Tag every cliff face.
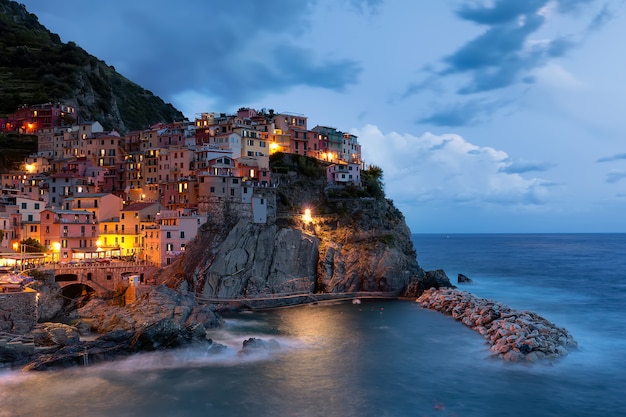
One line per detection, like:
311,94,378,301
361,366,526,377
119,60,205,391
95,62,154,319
179,213,422,300
172,176,425,301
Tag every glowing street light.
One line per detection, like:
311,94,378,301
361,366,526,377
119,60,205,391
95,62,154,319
52,242,61,264
302,208,313,224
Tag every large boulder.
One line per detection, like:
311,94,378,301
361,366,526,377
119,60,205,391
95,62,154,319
32,323,80,347
78,285,223,334
403,269,454,297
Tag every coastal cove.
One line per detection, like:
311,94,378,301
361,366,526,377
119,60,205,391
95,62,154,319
1,233,624,416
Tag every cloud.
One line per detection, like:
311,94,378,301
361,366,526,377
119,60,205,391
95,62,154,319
404,0,611,127
21,0,362,114
606,170,626,183
353,124,555,207
499,159,556,174
587,4,614,31
596,153,626,163
442,6,577,94
418,97,512,127
455,0,549,25
348,0,384,14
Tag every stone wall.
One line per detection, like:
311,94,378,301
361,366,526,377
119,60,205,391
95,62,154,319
0,291,38,334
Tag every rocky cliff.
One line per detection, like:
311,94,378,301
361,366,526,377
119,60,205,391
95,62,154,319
158,155,437,305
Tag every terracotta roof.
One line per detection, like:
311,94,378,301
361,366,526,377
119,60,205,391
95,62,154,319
121,201,158,212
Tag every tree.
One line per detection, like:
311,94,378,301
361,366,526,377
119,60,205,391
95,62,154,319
361,165,385,199
20,237,47,253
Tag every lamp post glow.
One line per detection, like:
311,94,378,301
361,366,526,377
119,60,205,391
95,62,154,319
52,242,61,264
302,208,313,224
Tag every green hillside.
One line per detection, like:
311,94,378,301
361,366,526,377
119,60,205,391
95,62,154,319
0,0,186,132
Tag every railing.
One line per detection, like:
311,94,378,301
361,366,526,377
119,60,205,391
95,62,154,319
196,291,399,309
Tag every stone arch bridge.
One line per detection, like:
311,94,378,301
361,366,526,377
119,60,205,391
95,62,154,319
40,262,158,299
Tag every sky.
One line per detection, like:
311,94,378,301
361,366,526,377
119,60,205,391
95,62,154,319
17,0,626,233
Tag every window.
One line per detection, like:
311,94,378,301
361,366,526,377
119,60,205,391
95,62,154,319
166,231,171,239
180,231,185,238
28,214,33,222
21,202,27,209
34,203,40,210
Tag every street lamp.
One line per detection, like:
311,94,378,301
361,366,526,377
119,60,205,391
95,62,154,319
302,208,313,224
52,242,61,264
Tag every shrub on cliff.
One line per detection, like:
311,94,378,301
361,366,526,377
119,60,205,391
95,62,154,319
361,165,385,199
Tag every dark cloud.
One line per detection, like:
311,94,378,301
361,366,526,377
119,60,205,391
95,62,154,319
606,171,626,183
587,4,614,31
455,0,549,25
20,0,362,110
597,153,626,162
499,160,556,174
442,11,579,94
418,98,511,127
429,139,453,151
404,0,608,127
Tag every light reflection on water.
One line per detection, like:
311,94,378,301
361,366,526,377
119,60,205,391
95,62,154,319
0,299,625,416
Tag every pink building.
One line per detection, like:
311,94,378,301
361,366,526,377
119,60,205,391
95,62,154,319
39,209,99,262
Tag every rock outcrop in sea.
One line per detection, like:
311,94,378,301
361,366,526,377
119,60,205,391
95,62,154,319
416,287,578,362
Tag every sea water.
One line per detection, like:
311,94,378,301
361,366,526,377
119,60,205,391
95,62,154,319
0,234,624,417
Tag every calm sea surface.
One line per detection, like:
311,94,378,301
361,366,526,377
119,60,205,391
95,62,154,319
1,233,625,417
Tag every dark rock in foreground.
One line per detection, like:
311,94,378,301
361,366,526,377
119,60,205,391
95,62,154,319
6,285,224,371
404,269,454,297
239,337,281,355
416,288,578,362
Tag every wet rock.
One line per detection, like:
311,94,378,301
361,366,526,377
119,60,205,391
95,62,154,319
32,323,80,347
207,340,228,354
239,337,281,355
457,274,473,284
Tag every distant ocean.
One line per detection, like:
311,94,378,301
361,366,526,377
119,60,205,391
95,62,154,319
1,233,625,417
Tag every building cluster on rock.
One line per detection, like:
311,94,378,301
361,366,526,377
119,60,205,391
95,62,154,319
416,287,578,362
1,105,364,269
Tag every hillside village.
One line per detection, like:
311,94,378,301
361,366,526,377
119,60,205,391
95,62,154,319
0,103,364,270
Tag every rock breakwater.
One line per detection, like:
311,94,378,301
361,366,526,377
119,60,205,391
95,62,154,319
416,288,578,362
